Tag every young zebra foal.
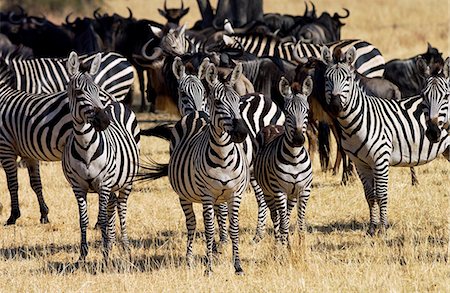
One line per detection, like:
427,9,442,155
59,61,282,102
63,52,140,261
254,77,313,245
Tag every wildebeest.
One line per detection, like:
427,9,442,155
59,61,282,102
384,43,444,97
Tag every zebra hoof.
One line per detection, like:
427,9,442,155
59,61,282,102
5,214,19,225
367,226,376,237
235,267,244,276
203,269,213,276
40,216,49,224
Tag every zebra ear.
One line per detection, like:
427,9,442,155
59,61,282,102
302,76,313,97
321,46,332,65
89,53,102,76
443,57,450,79
179,23,187,36
345,47,356,66
205,63,218,87
229,63,242,86
224,19,235,34
416,56,430,77
149,24,163,38
198,57,210,79
172,56,185,80
67,51,80,77
279,77,292,99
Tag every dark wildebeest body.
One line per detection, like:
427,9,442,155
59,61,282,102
384,43,444,97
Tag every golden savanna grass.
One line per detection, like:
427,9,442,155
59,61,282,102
0,0,449,292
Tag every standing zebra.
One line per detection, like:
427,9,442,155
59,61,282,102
3,51,134,101
223,34,385,77
63,52,140,261
322,46,449,235
254,76,313,245
0,57,117,225
144,63,250,274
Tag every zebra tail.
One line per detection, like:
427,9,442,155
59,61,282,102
140,123,173,141
318,122,331,171
134,158,169,182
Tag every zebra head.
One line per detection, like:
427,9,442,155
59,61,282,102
279,76,311,147
417,56,450,143
322,46,356,116
150,23,190,56
172,56,207,115
205,62,248,143
66,51,110,132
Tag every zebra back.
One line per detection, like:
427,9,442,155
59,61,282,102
3,52,134,101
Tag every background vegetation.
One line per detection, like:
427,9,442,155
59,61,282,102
0,0,449,292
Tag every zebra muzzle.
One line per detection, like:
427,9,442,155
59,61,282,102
230,118,248,143
91,108,111,131
291,129,305,146
328,94,343,115
425,119,441,143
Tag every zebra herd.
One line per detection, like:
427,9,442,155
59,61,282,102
0,3,449,275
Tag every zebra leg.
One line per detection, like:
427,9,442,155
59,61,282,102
74,188,89,262
2,157,20,225
410,167,419,186
106,192,117,249
297,186,311,234
202,200,215,274
356,165,378,236
117,186,132,252
137,68,146,112
265,194,281,242
214,203,228,246
98,188,111,261
374,163,390,233
228,197,244,275
251,178,267,243
24,158,49,224
276,193,289,245
286,196,297,235
180,198,196,267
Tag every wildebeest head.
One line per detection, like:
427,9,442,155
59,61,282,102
158,0,190,25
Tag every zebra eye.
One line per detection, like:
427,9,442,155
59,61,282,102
214,99,222,106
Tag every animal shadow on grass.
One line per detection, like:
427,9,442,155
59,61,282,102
309,219,367,234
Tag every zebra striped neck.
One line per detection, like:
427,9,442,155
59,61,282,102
281,135,305,159
72,121,99,149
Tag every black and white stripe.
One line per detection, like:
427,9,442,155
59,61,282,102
225,34,385,77
254,77,313,244
0,56,118,225
322,46,450,235
3,51,134,101
63,52,140,261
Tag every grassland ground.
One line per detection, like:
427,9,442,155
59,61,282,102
0,110,448,292
0,0,449,291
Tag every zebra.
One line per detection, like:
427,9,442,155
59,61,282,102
2,51,134,101
223,34,385,77
254,76,313,245
416,56,450,142
0,56,117,225
321,46,450,235
63,52,140,261
143,62,250,275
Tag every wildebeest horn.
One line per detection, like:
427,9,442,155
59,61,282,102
8,12,23,24
336,8,350,19
303,1,308,17
126,7,133,19
29,16,46,25
181,0,184,10
309,1,316,17
93,8,102,19
65,13,75,25
164,0,168,11
141,39,163,61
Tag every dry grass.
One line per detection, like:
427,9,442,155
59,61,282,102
1,1,449,292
